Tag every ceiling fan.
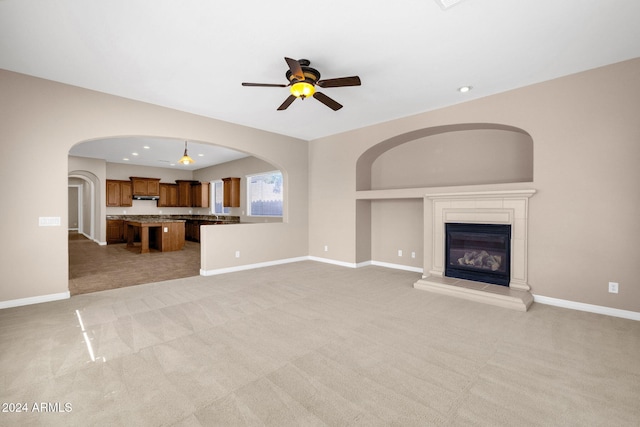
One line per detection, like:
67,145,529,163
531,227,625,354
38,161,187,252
242,57,361,111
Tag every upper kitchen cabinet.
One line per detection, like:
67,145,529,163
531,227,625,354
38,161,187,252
223,177,241,207
130,177,160,197
175,180,209,208
106,180,132,207
191,182,210,208
176,180,197,207
158,183,178,207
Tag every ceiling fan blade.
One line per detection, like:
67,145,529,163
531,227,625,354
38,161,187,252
313,92,343,111
284,57,305,81
242,82,288,87
317,76,361,88
277,95,297,111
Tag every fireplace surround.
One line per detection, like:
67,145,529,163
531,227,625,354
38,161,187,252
414,189,535,311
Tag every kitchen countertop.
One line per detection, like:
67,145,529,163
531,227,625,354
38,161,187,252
107,214,240,224
124,219,186,224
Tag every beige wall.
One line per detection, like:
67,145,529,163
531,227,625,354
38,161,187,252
371,129,533,189
2,58,638,313
309,58,640,312
0,69,308,304
371,199,423,269
197,155,309,271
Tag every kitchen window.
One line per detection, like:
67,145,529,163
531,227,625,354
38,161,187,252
212,180,230,214
247,171,283,217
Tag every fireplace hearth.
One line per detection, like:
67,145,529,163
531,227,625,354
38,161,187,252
445,223,511,286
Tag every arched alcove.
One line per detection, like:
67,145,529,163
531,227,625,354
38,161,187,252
355,123,534,270
356,123,533,191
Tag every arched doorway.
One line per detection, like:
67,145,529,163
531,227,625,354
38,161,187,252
68,172,98,242
67,136,285,295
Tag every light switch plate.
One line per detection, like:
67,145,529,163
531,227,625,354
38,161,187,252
39,217,61,227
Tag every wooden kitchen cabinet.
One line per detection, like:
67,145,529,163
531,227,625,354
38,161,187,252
130,177,160,197
222,177,241,207
185,219,217,242
176,180,197,207
126,220,185,253
158,183,178,207
185,220,199,242
106,180,132,207
191,182,210,208
106,219,126,243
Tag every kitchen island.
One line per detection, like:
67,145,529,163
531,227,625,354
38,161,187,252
126,220,185,253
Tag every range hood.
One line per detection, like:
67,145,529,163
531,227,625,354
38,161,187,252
133,195,159,201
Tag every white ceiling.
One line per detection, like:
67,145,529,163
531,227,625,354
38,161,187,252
2,0,640,167
69,137,249,171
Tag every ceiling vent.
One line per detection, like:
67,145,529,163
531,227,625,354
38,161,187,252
434,0,467,9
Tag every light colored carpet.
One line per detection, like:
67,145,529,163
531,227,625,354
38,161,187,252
1,261,638,426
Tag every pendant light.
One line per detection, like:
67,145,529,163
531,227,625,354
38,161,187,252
179,141,194,165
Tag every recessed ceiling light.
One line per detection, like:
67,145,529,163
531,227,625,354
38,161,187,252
458,86,473,93
123,158,130,161
132,152,139,156
198,153,204,157
143,146,150,149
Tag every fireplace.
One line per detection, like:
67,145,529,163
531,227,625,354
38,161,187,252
445,223,511,286
413,189,535,312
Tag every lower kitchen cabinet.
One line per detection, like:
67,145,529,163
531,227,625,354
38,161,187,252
185,220,217,242
106,219,126,244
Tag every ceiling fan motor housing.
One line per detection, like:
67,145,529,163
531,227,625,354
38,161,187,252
286,65,321,85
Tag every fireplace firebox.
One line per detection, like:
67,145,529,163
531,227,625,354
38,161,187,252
445,223,511,286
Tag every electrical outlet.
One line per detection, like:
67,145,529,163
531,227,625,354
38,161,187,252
398,250,403,257
324,245,328,252
411,252,416,259
608,282,619,294
235,251,240,258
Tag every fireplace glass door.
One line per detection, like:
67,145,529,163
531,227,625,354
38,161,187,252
445,223,511,286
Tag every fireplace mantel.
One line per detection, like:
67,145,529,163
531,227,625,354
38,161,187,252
414,189,536,311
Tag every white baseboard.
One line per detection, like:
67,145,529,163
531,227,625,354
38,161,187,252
533,294,640,321
370,260,424,273
307,256,358,269
201,256,425,274
200,256,310,276
0,291,70,310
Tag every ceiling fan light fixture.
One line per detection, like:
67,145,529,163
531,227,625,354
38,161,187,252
179,141,195,165
290,81,315,98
